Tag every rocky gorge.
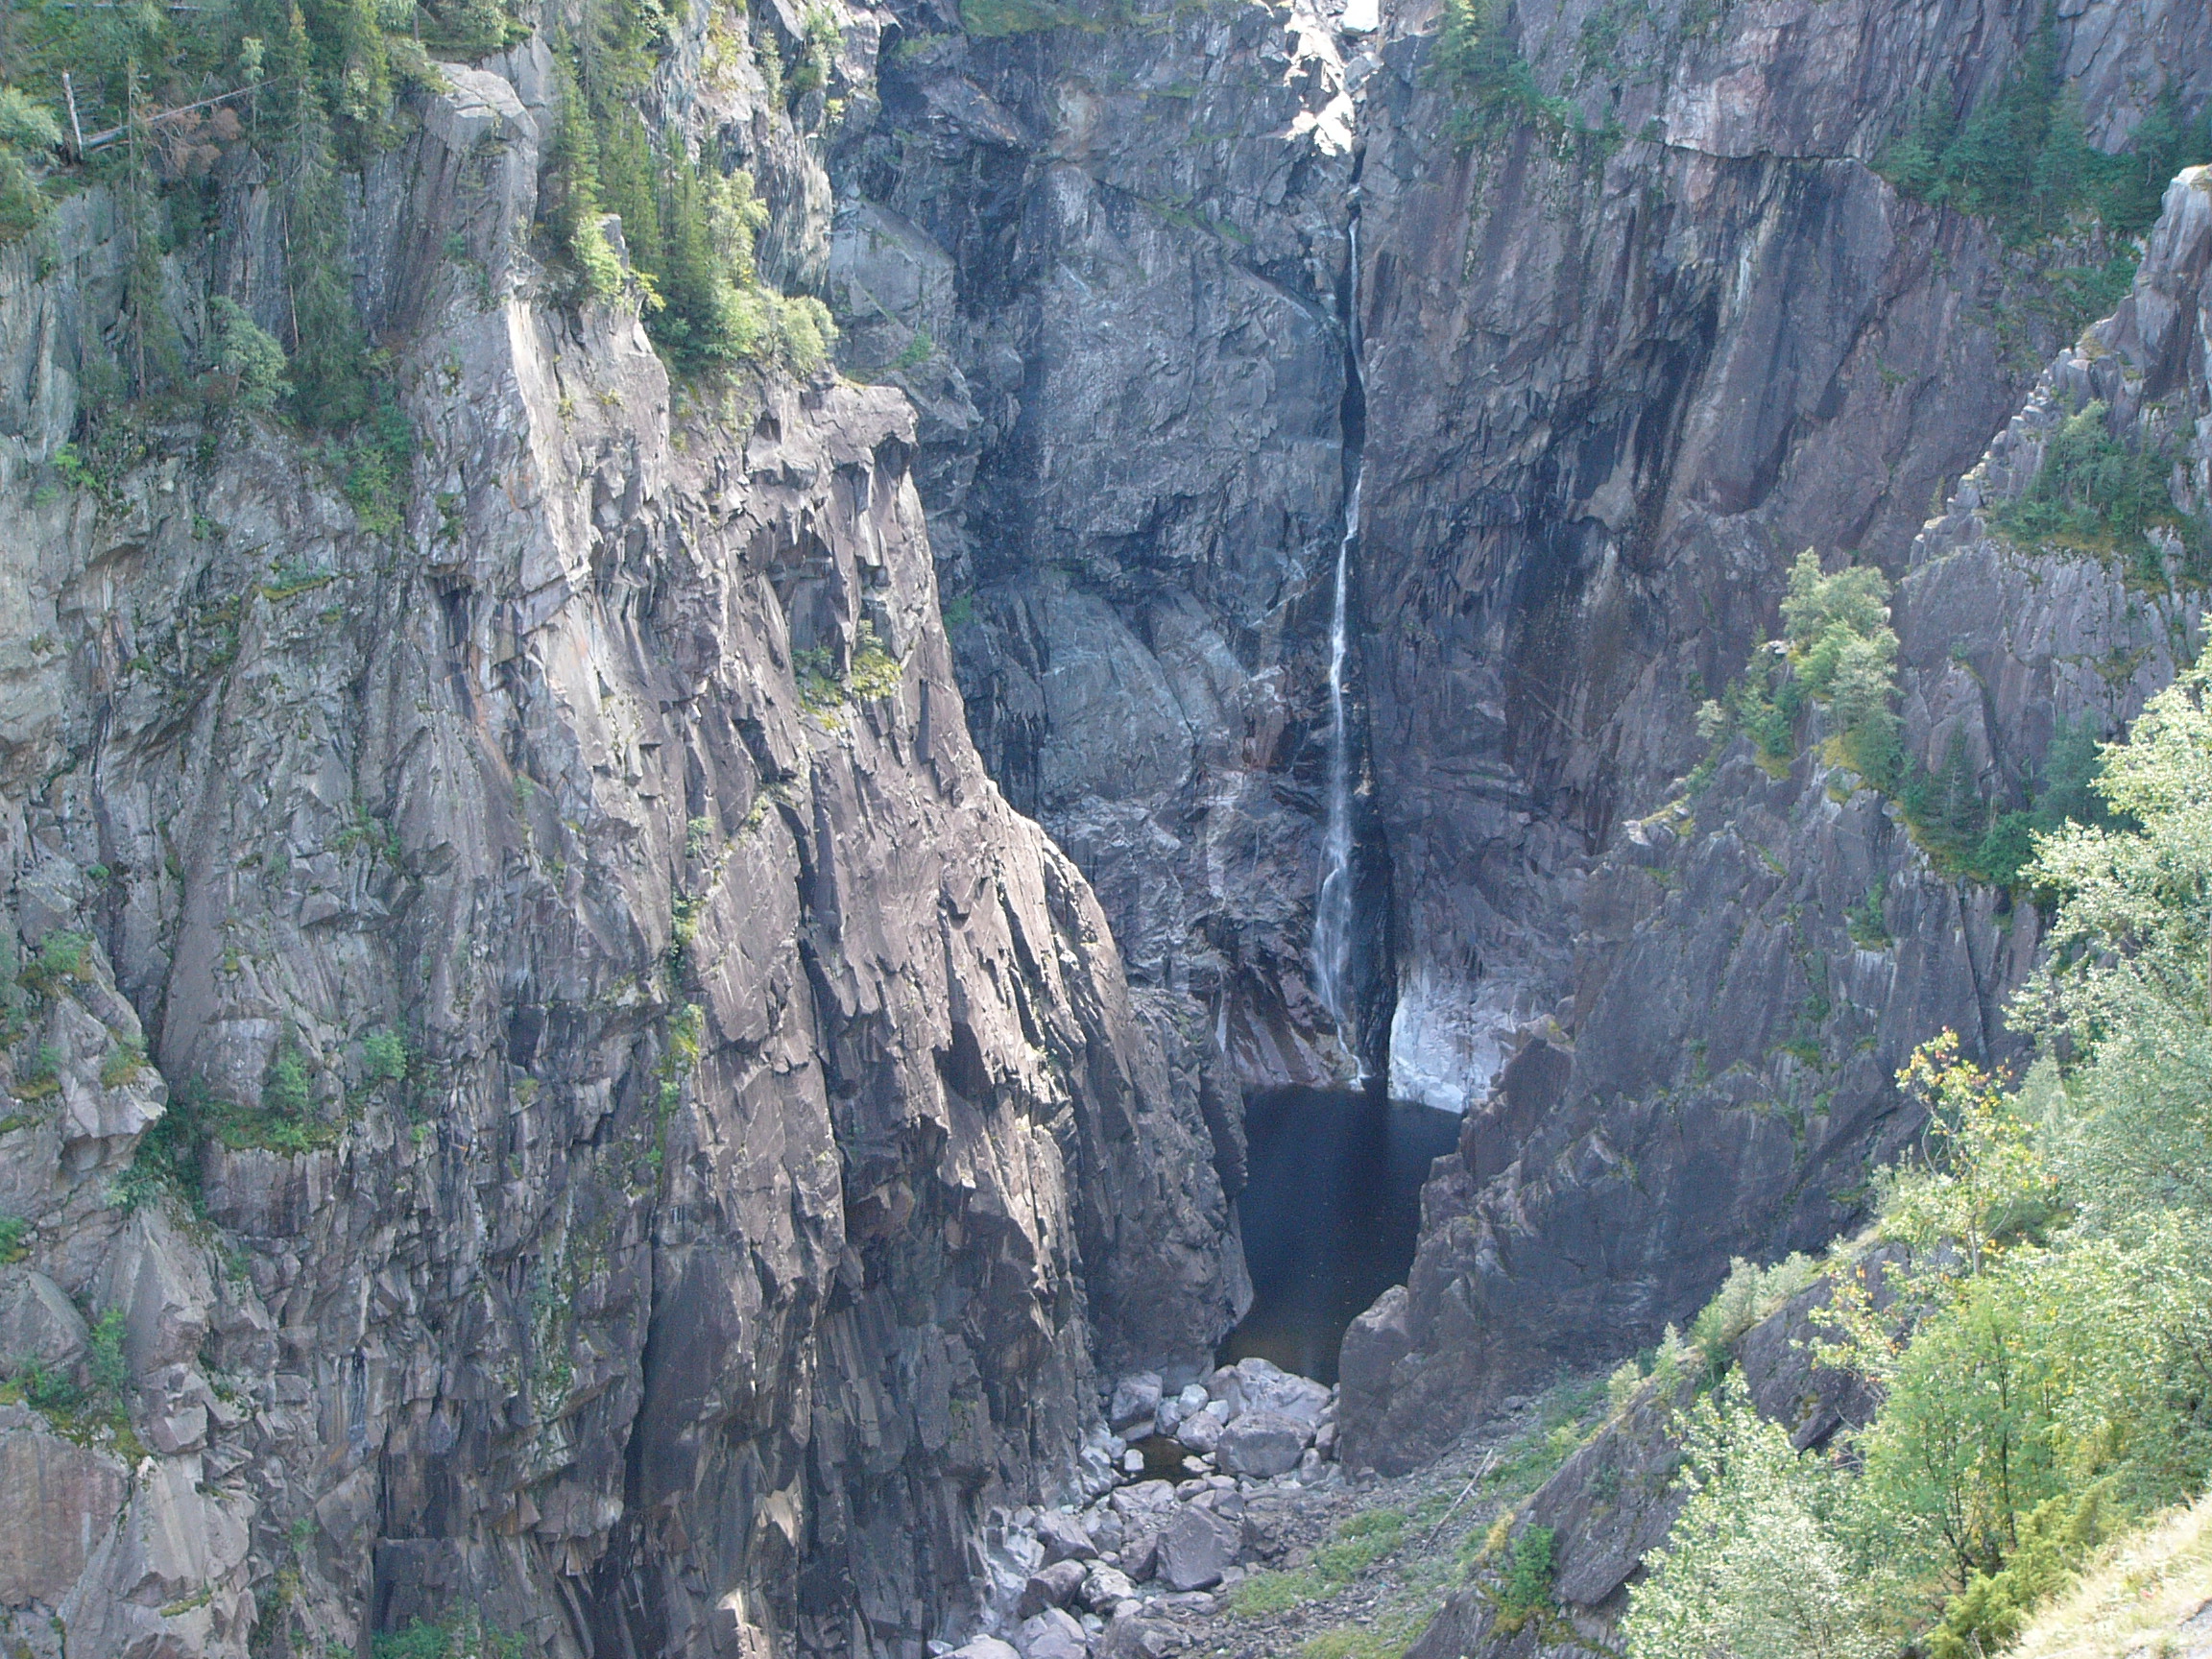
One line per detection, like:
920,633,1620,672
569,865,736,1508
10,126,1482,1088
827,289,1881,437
2,0,2211,1652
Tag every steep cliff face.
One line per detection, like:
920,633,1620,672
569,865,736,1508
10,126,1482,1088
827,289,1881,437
829,0,1384,1089
1357,0,2212,1113
815,0,2212,1489
1340,159,2212,1473
0,39,1238,1659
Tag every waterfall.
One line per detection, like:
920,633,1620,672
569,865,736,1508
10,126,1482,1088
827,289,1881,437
1312,213,1365,1080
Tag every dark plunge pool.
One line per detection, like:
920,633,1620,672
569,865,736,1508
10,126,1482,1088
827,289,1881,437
1216,1086,1464,1385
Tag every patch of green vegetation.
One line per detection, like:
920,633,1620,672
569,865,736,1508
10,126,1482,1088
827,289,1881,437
1623,679,2212,1659
1900,714,2115,888
261,556,336,601
1425,0,1626,167
0,1212,28,1264
894,330,936,372
1688,1252,1820,1369
371,1607,529,1659
1227,1566,1321,1615
1988,399,2211,586
18,930,92,998
849,622,903,701
207,297,291,414
1879,21,2212,248
360,1028,410,1088
554,3,840,375
961,0,1109,36
13,1042,62,1101
1296,1625,1421,1659
1846,877,1891,949
100,1038,147,1089
1493,1525,1555,1628
1314,1506,1408,1580
1427,0,1583,149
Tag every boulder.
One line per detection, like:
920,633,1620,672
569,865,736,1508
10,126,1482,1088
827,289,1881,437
950,1641,1022,1659
1108,1480,1174,1521
1036,1509,1097,1566
1120,1530,1159,1582
1174,1406,1224,1455
1017,1606,1089,1659
0,1267,89,1377
1218,1358,1330,1428
1097,1614,1178,1659
1215,1410,1310,1479
1108,1372,1163,1434
1017,1560,1090,1620
1154,1506,1239,1593
1079,1566,1137,1613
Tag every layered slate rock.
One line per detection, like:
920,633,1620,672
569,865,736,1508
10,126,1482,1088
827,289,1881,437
0,38,1240,1659
1342,162,2212,1473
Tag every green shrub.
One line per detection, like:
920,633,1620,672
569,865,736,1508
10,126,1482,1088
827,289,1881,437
0,87,61,243
372,1607,529,1659
15,1043,63,1100
1989,400,2210,584
848,621,902,700
1426,0,1579,147
0,1213,28,1263
1688,1253,1820,1367
20,931,91,997
360,1028,409,1086
86,1307,129,1397
1846,878,1890,948
208,298,292,413
784,5,839,104
1879,26,2212,245
101,1039,147,1088
263,1039,315,1119
1496,1525,1554,1625
1929,1487,2109,1659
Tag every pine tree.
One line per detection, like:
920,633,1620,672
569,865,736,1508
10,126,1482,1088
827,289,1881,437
276,4,367,425
119,63,182,395
549,44,620,297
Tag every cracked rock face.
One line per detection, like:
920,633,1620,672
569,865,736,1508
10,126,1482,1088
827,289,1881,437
0,39,1239,1659
833,0,1381,1089
1339,163,2212,1473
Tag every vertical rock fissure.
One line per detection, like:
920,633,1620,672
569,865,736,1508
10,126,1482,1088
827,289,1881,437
1312,203,1368,1082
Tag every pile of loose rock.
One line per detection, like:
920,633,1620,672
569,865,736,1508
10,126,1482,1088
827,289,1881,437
946,1358,1343,1659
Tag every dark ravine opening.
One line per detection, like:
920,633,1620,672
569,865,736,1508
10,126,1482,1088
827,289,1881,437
1218,1086,1460,1384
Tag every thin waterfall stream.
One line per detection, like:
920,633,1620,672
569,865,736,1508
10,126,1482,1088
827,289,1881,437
1311,212,1366,1078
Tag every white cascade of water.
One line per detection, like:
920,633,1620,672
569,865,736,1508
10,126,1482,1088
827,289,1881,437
1311,214,1365,1080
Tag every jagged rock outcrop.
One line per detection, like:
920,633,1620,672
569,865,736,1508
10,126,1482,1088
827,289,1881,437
1358,0,2212,1113
1400,1267,1882,1659
0,35,1240,1659
1341,161,2212,1473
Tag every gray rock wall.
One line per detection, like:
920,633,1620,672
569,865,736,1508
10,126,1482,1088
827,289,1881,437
0,37,1239,1659
1340,163,2212,1473
832,0,1379,1087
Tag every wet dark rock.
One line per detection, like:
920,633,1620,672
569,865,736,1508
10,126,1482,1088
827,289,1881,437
1110,1373,1166,1434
